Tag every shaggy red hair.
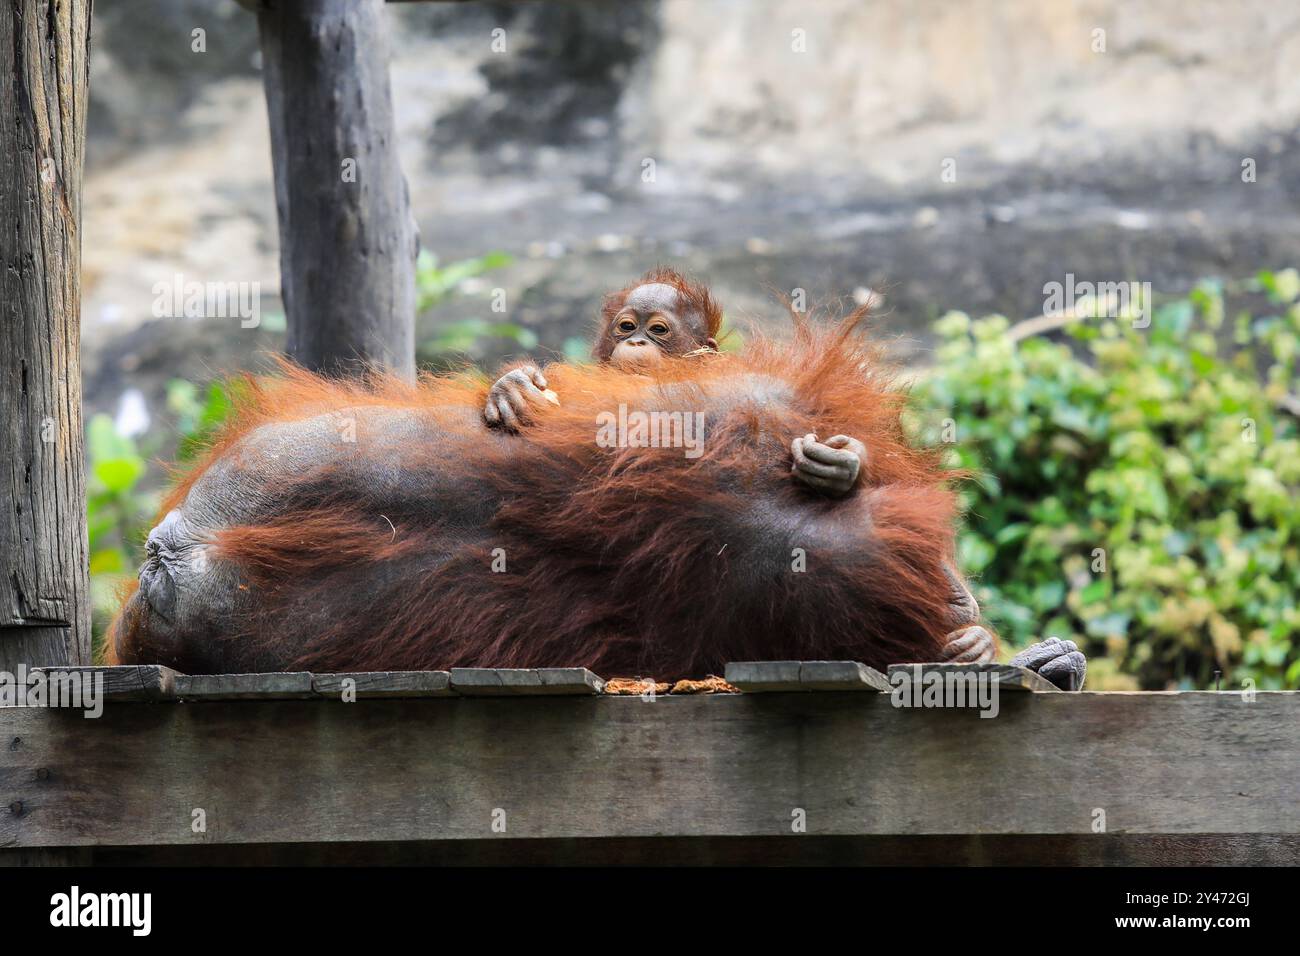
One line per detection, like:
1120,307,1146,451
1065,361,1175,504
107,307,965,679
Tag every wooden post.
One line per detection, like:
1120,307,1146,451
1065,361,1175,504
256,0,419,379
0,0,93,673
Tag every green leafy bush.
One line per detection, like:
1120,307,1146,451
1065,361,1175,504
415,249,526,365
912,274,1300,689
416,249,513,312
86,412,153,654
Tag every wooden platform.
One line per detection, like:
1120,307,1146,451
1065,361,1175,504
1,664,1296,865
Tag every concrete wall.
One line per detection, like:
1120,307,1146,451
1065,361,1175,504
80,0,1300,423
635,0,1299,189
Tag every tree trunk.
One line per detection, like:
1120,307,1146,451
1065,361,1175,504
257,0,419,380
0,0,93,673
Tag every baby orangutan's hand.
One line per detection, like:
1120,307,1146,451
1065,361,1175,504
791,433,865,496
483,365,558,431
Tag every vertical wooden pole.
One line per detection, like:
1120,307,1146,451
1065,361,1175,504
256,0,418,379
0,0,94,673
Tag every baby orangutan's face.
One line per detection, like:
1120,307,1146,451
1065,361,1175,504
605,283,717,368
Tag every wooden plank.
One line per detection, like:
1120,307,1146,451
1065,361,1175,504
313,672,453,699
724,660,800,690
1,692,1295,848
174,673,316,700
31,666,180,701
725,660,889,692
887,662,1060,693
450,668,605,696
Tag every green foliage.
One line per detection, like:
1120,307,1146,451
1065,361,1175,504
424,318,537,356
86,414,151,576
86,412,154,652
415,249,529,365
415,249,512,312
912,276,1300,689
166,379,234,463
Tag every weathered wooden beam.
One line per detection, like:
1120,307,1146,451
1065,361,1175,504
2,693,1295,852
32,665,180,701
725,660,890,692
0,0,93,672
0,662,1083,702
4,663,1075,703
887,662,1061,692
449,667,606,695
174,672,317,701
313,671,454,699
256,0,418,378
16,666,607,701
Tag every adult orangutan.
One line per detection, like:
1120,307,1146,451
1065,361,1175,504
106,298,1085,689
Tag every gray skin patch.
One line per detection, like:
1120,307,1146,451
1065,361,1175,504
136,510,210,645
1010,637,1088,690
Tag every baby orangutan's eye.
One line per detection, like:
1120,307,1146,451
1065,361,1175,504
648,322,670,336
617,319,637,333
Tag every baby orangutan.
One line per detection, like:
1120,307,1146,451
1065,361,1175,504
483,267,720,430
485,270,861,493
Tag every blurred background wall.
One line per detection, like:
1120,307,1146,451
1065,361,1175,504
82,0,1300,420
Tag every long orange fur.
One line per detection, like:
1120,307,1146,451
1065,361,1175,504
106,307,969,679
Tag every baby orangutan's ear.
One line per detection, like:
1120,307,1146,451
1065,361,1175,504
705,337,719,351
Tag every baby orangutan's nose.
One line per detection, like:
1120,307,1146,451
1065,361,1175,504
611,340,662,368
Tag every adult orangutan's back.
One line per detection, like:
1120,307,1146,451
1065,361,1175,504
106,320,1085,688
